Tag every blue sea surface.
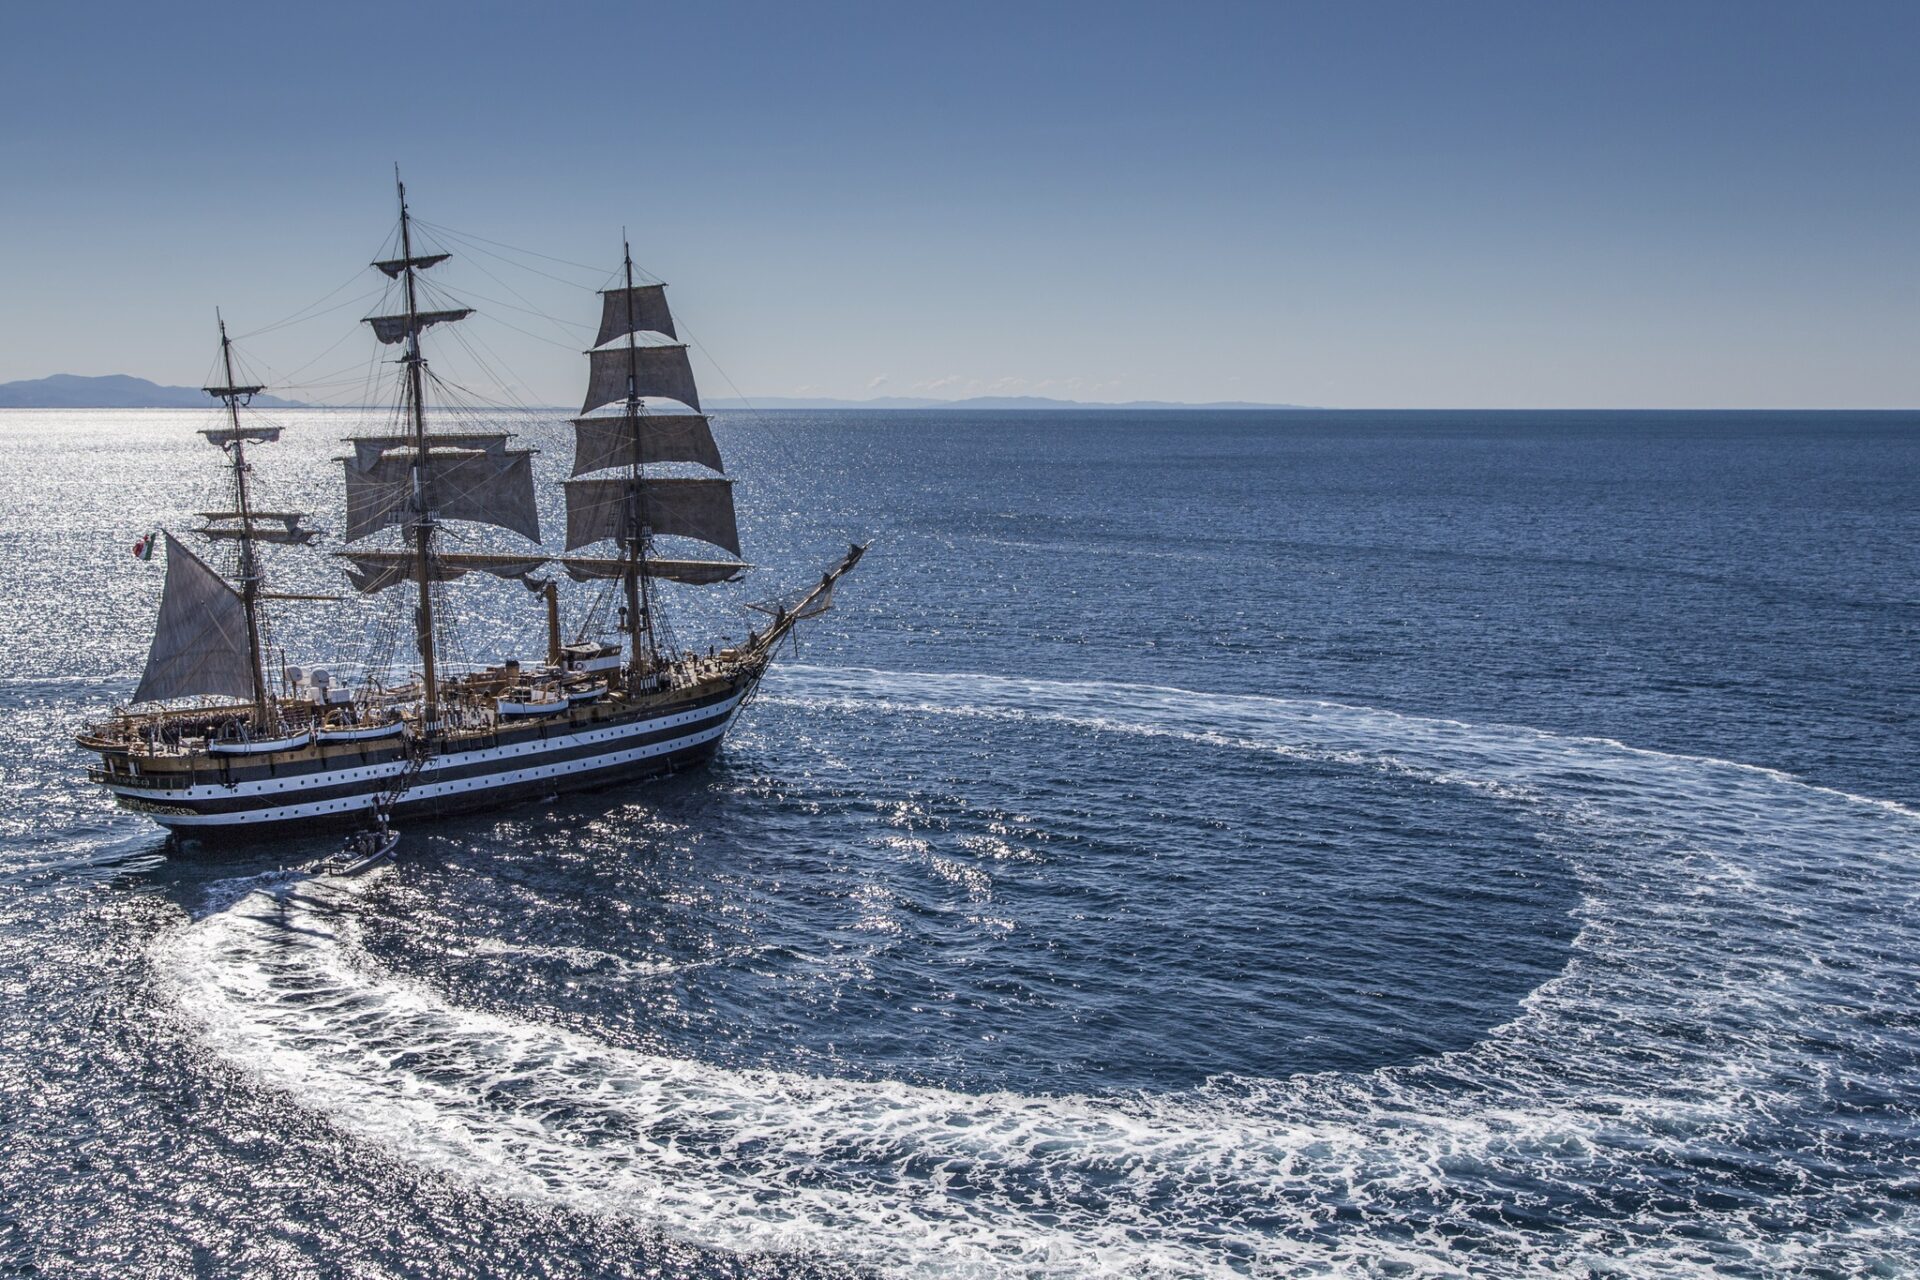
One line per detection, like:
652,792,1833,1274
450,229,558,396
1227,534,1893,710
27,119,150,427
1,408,1915,1276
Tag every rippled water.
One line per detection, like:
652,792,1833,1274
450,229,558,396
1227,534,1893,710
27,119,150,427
2,409,1916,1276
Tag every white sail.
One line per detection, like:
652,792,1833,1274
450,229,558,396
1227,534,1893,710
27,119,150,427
345,432,516,468
581,343,701,414
595,282,677,346
194,511,318,546
132,534,254,705
200,425,282,446
365,308,472,345
569,411,723,475
342,447,541,543
341,551,549,593
562,476,739,554
373,252,451,278
560,555,745,586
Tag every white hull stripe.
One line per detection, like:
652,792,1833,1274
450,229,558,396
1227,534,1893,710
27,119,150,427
106,690,744,805
144,719,733,827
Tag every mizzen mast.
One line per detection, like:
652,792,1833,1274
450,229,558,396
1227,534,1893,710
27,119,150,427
212,317,269,726
196,316,315,727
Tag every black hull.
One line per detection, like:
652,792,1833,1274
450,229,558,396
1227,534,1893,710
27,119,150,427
165,736,725,846
92,671,760,849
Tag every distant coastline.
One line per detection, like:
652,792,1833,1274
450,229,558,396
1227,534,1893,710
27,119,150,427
3,381,1904,413
0,379,1297,412
703,395,1313,411
0,374,305,409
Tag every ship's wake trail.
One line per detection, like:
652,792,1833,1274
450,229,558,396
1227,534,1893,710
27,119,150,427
154,666,1920,1277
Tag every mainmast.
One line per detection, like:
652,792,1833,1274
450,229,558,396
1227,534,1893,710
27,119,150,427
621,239,660,675
339,199,537,690
395,175,442,728
207,315,272,728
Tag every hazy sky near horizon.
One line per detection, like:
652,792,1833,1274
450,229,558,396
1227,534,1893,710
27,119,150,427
2,1,1916,408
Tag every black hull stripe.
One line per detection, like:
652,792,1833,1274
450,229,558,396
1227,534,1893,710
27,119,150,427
122,715,737,828
106,684,745,787
112,702,740,816
153,738,727,844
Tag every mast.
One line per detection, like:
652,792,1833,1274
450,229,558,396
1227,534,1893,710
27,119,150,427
622,239,660,674
396,173,441,727
563,257,744,651
210,314,272,728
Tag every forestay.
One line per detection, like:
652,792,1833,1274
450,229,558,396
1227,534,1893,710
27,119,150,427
133,534,255,705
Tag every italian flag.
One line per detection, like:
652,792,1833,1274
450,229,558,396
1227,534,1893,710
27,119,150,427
132,532,157,561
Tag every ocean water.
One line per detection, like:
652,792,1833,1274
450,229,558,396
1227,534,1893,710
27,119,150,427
1,408,1916,1277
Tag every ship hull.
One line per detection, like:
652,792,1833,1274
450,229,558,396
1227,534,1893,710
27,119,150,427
88,673,758,845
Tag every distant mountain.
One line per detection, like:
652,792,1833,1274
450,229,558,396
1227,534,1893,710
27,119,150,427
0,374,305,409
703,395,1311,411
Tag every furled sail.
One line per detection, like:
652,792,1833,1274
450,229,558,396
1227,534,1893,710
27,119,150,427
340,549,742,591
562,476,739,554
132,534,255,705
595,283,677,347
560,555,745,586
581,343,701,413
342,447,540,543
365,308,472,345
194,511,318,546
373,252,451,278
200,425,282,446
569,411,723,475
346,431,515,469
340,551,549,593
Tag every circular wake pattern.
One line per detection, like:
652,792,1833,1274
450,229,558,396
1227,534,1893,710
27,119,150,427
352,684,1569,1096
154,667,1920,1277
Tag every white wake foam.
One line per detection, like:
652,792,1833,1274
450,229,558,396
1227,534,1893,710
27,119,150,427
152,666,1920,1276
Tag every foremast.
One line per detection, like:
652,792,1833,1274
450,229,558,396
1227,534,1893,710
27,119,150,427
620,240,659,676
563,251,745,686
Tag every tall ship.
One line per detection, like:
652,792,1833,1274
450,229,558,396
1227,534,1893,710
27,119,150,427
78,181,864,841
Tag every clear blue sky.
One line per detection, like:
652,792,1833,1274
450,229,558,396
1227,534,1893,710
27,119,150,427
2,1,1915,407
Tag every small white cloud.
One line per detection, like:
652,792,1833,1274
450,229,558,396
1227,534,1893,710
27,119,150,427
867,375,889,390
